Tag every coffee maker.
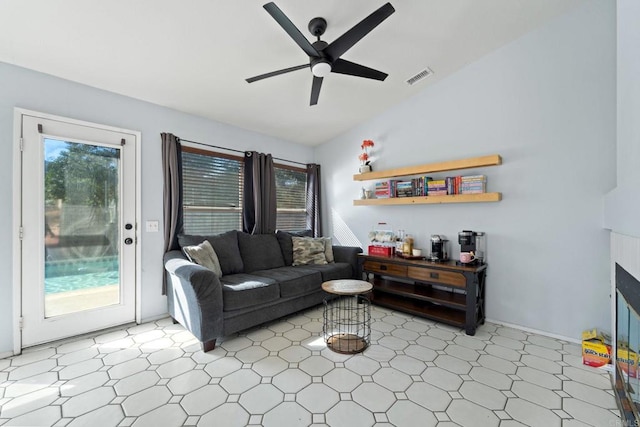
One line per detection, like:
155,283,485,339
428,235,449,261
458,230,485,264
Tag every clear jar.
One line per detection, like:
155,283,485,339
395,230,405,254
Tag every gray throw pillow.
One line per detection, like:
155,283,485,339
323,237,335,263
238,232,285,273
182,240,223,277
292,236,328,266
178,230,244,275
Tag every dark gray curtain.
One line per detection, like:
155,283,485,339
306,163,322,237
243,151,276,234
162,133,183,294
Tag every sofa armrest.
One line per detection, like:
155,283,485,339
164,250,224,342
332,246,363,279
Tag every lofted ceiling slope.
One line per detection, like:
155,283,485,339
0,0,586,145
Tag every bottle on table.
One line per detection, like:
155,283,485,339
395,230,405,255
403,234,414,256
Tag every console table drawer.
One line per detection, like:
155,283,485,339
363,260,407,276
408,267,466,288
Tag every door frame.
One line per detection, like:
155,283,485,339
12,108,142,355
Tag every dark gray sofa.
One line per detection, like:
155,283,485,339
164,230,362,352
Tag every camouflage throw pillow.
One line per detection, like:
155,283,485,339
292,236,328,266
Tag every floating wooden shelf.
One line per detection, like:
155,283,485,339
353,154,502,181
353,154,502,205
353,192,502,206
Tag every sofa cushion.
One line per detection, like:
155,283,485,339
238,232,286,273
294,262,352,282
292,236,328,266
179,231,244,275
182,240,223,277
276,230,313,266
220,273,279,311
251,266,322,298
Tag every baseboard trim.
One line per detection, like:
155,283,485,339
140,313,171,324
0,350,16,360
486,318,580,345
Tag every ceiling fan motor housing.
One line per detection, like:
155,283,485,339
308,17,327,37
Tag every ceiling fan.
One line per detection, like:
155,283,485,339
246,2,395,106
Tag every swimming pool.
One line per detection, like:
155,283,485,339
45,256,119,294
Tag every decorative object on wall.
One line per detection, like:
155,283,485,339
245,2,395,106
359,139,375,173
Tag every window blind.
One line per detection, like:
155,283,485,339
275,166,307,231
181,146,308,235
182,150,243,235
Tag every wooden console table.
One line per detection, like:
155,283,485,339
360,254,487,335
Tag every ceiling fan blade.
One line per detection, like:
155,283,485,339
310,76,323,105
332,59,388,81
263,2,320,58
246,64,309,83
325,2,395,60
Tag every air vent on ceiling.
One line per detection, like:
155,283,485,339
406,67,434,86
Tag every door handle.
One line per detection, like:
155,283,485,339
124,238,133,245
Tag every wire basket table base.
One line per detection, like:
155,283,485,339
322,280,372,354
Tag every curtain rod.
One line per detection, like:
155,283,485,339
179,138,308,167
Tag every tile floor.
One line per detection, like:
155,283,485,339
0,305,621,427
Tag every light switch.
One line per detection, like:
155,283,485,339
146,220,159,233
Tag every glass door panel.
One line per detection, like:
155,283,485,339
43,138,121,317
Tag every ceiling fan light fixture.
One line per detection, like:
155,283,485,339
311,61,332,78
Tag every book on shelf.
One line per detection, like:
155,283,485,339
369,176,437,199
461,174,487,181
460,182,486,188
395,180,413,197
434,174,488,195
374,180,391,198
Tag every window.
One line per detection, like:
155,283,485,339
182,147,243,235
181,146,308,234
275,165,307,231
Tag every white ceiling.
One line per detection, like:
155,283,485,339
0,0,586,146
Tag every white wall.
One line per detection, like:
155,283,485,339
603,0,640,237
0,62,314,354
315,0,616,339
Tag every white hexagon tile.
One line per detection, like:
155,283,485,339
0,306,620,426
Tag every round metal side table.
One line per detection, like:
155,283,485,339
322,279,373,354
